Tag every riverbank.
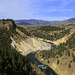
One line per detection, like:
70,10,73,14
35,49,75,75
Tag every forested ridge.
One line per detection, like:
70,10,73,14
24,26,70,41
39,32,75,66
0,28,36,75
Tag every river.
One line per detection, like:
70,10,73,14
26,51,58,75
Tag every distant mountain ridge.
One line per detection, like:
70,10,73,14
47,17,75,26
14,17,75,26
17,22,31,25
67,17,75,22
14,19,56,25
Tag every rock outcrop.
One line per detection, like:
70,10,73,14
11,36,51,55
0,20,51,55
0,20,16,30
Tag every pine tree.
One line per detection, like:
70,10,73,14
69,63,71,68
57,59,59,65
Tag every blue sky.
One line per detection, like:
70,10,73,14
0,0,75,21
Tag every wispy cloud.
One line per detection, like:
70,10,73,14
43,8,73,13
0,0,75,20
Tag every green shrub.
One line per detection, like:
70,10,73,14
57,59,59,65
73,56,75,62
68,63,71,68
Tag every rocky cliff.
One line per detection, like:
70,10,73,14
0,20,51,55
0,20,16,30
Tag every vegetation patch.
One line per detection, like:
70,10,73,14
0,28,36,75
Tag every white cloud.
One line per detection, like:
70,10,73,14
0,0,75,20
45,8,73,12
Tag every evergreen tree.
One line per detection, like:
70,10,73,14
68,63,71,68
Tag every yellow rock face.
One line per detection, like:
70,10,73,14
11,35,51,55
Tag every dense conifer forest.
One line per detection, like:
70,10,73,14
0,28,36,75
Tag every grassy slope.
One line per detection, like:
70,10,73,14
35,26,75,75
20,26,70,41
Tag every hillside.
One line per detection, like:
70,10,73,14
35,27,75,75
0,19,50,75
47,17,75,26
0,19,75,75
11,27,51,55
0,19,16,30
11,20,75,75
0,19,52,55
0,21,36,75
21,26,70,41
67,17,75,22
